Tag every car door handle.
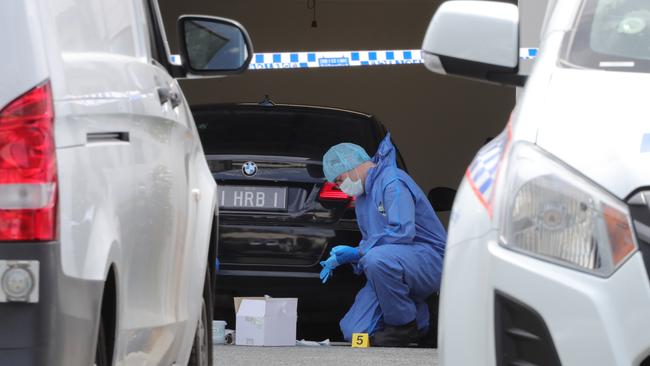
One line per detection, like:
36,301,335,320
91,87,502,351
157,87,182,108
87,132,130,143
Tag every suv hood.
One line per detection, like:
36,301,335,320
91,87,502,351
534,68,650,200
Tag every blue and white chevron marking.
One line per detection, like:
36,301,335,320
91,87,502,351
465,125,512,215
169,48,540,69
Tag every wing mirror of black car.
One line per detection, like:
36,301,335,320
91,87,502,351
178,15,253,76
428,187,457,212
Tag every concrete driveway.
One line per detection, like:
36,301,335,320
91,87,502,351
213,344,438,366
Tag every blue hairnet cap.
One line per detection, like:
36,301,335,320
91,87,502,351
322,143,371,182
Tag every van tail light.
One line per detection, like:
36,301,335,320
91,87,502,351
0,81,57,241
319,182,352,201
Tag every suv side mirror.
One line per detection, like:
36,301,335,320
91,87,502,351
421,1,523,86
178,15,253,76
428,187,457,212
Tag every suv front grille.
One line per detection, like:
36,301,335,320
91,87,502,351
628,191,650,281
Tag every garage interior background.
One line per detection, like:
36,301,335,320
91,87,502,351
160,0,543,222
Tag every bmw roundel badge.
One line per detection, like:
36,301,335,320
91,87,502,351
242,161,258,177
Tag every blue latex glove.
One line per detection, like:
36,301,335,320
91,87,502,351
331,245,361,265
319,255,339,284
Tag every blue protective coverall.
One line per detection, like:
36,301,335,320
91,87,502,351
340,134,447,341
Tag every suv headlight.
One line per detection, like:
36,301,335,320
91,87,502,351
497,142,637,277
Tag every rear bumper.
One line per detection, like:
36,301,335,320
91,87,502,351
0,243,104,366
218,222,361,268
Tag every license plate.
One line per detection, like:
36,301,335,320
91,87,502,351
218,185,287,210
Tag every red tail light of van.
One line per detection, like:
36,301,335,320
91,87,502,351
0,81,57,241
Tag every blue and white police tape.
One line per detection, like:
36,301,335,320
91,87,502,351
168,48,539,70
250,49,424,70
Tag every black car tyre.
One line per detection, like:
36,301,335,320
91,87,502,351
95,317,108,366
189,268,213,366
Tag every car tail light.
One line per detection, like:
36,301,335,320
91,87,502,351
319,182,351,201
0,81,57,241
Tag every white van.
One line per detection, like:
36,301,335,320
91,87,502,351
0,1,252,365
423,1,650,365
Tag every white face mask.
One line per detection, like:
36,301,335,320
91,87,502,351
339,170,364,197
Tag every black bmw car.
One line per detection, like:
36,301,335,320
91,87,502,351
192,101,408,341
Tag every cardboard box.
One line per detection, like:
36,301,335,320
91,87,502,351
234,296,297,346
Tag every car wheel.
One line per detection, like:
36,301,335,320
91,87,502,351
95,318,108,366
189,269,213,366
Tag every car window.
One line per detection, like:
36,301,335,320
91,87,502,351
563,0,650,72
193,108,381,160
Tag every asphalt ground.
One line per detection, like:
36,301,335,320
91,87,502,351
213,344,439,366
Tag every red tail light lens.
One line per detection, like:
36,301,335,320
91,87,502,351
0,81,57,241
319,182,352,201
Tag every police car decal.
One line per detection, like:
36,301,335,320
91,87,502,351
465,124,512,216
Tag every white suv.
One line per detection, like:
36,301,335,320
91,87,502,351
423,1,650,365
0,1,252,365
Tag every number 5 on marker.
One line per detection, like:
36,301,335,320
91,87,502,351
351,333,369,348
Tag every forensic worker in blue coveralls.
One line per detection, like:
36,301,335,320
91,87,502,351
320,133,447,347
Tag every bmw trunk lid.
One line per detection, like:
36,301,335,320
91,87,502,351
192,104,381,268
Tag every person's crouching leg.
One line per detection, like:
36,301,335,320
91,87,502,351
361,245,422,347
339,282,383,341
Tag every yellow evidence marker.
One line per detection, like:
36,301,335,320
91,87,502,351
351,333,370,348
